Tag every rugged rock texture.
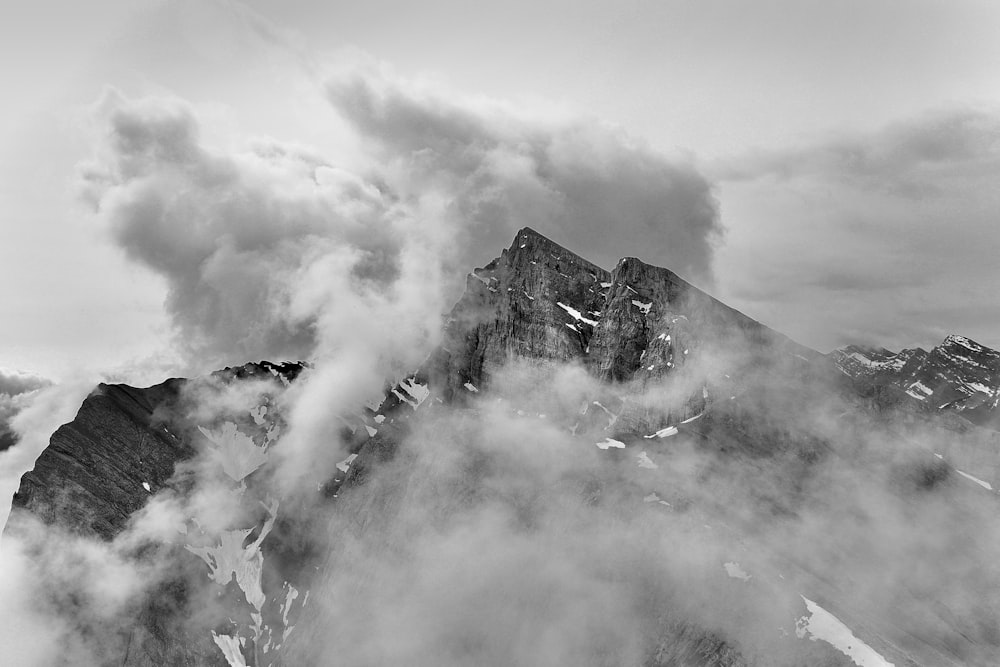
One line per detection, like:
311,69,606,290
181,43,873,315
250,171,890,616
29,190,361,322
4,360,306,667
422,227,815,428
11,380,190,540
424,227,610,398
8,361,304,542
834,334,1000,430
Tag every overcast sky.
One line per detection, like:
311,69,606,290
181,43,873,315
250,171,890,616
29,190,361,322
2,0,999,381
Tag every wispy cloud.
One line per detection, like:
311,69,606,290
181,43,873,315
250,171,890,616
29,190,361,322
325,59,722,284
713,107,1000,350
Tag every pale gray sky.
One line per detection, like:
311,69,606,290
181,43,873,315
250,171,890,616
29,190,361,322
2,0,999,380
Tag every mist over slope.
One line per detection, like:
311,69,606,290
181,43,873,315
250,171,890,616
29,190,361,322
4,228,1000,666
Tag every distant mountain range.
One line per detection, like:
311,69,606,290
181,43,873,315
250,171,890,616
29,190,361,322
6,228,1000,667
834,334,1000,429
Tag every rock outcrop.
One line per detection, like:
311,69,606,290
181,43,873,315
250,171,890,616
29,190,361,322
426,226,813,403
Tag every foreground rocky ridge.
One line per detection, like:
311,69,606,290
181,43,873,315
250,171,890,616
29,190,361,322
5,228,1000,666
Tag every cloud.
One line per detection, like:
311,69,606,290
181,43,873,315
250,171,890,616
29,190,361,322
713,107,1000,351
276,351,1000,666
0,368,52,448
0,378,96,534
79,88,451,374
75,62,724,492
0,368,50,398
325,60,722,284
719,107,1000,194
79,55,722,375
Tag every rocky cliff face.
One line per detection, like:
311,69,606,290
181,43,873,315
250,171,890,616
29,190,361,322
8,361,305,543
4,361,307,667
11,380,190,540
418,227,815,433
429,227,813,391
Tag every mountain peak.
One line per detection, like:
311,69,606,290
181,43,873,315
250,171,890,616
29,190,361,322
941,334,992,353
505,226,593,263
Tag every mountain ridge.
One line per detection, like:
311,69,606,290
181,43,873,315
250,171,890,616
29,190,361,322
5,227,1000,666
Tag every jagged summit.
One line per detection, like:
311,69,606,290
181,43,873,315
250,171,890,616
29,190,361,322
427,227,814,411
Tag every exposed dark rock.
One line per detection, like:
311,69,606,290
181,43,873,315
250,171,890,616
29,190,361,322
10,380,191,540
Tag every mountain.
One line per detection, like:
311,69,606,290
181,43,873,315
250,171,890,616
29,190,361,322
834,335,1000,429
5,361,307,666
9,361,305,541
432,226,815,388
6,228,1000,667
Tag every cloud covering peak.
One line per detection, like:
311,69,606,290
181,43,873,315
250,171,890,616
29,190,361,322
326,63,722,283
78,63,722,370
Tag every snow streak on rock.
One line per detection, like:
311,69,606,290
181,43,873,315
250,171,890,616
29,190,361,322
556,301,599,326
393,377,431,410
186,499,279,611
199,422,268,482
212,632,248,667
595,437,626,450
956,469,994,491
795,596,893,667
336,453,358,474
645,426,678,439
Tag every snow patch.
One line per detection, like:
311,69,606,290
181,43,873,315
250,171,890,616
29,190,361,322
965,381,994,396
364,425,377,437
557,302,599,326
212,632,248,667
464,382,479,392
956,469,993,491
249,405,268,425
142,482,151,493
374,414,385,424
399,378,430,407
187,500,278,612
795,596,894,666
281,582,300,638
364,393,386,413
724,562,751,581
595,438,626,450
631,299,652,314
199,422,268,482
644,426,678,439
637,451,658,469
643,492,671,506
336,453,358,474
